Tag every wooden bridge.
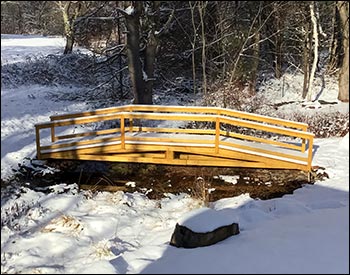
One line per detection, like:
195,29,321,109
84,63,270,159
35,105,314,171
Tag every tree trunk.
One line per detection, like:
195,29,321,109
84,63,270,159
117,6,124,99
62,4,74,55
250,31,260,94
59,1,81,55
190,1,197,95
64,35,74,54
306,2,319,102
143,2,160,105
273,2,283,79
327,3,341,74
337,1,349,102
124,2,147,104
302,19,310,99
143,36,156,104
198,2,208,97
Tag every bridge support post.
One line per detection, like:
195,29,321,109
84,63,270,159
215,117,220,154
307,137,313,171
121,115,125,149
35,126,41,159
301,139,306,152
50,126,56,142
129,119,133,133
166,150,174,160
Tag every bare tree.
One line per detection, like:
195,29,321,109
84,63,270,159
337,1,349,102
306,1,319,101
57,1,82,54
189,1,198,94
272,2,283,79
327,2,341,75
119,1,174,104
198,1,208,97
122,2,148,104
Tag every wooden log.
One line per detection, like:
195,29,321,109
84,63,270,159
170,222,239,248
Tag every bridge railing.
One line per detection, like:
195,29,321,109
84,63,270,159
35,105,314,170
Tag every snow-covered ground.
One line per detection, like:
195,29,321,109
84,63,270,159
1,35,349,274
1,34,90,65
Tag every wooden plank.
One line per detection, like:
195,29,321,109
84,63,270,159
218,108,308,130
37,112,217,129
55,128,121,141
307,138,314,170
215,117,220,153
178,149,290,165
121,115,125,149
35,126,41,159
40,136,122,151
177,147,308,169
51,126,56,142
124,112,217,122
41,143,212,156
166,150,174,160
220,141,308,162
112,152,166,158
134,127,215,135
126,136,214,145
41,141,121,155
220,117,314,139
37,114,121,128
50,105,128,120
221,131,302,151
41,151,306,170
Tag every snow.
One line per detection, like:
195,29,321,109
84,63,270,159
339,132,349,151
1,35,349,274
259,71,350,114
1,34,90,65
177,207,239,233
124,6,135,16
216,175,240,185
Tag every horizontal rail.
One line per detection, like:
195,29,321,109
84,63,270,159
37,112,217,128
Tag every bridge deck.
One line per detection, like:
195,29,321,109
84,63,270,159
35,105,314,171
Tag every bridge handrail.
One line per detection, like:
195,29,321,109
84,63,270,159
49,105,308,130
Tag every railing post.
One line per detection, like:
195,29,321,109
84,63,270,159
301,126,307,152
35,126,41,159
121,114,125,149
51,126,56,142
129,119,133,133
129,106,133,133
307,137,313,171
215,116,220,154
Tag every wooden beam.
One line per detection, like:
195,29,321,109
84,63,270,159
121,115,125,149
221,130,302,151
55,128,121,141
35,126,41,159
215,117,220,154
41,151,306,170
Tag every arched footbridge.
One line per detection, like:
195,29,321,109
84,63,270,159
35,105,314,172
